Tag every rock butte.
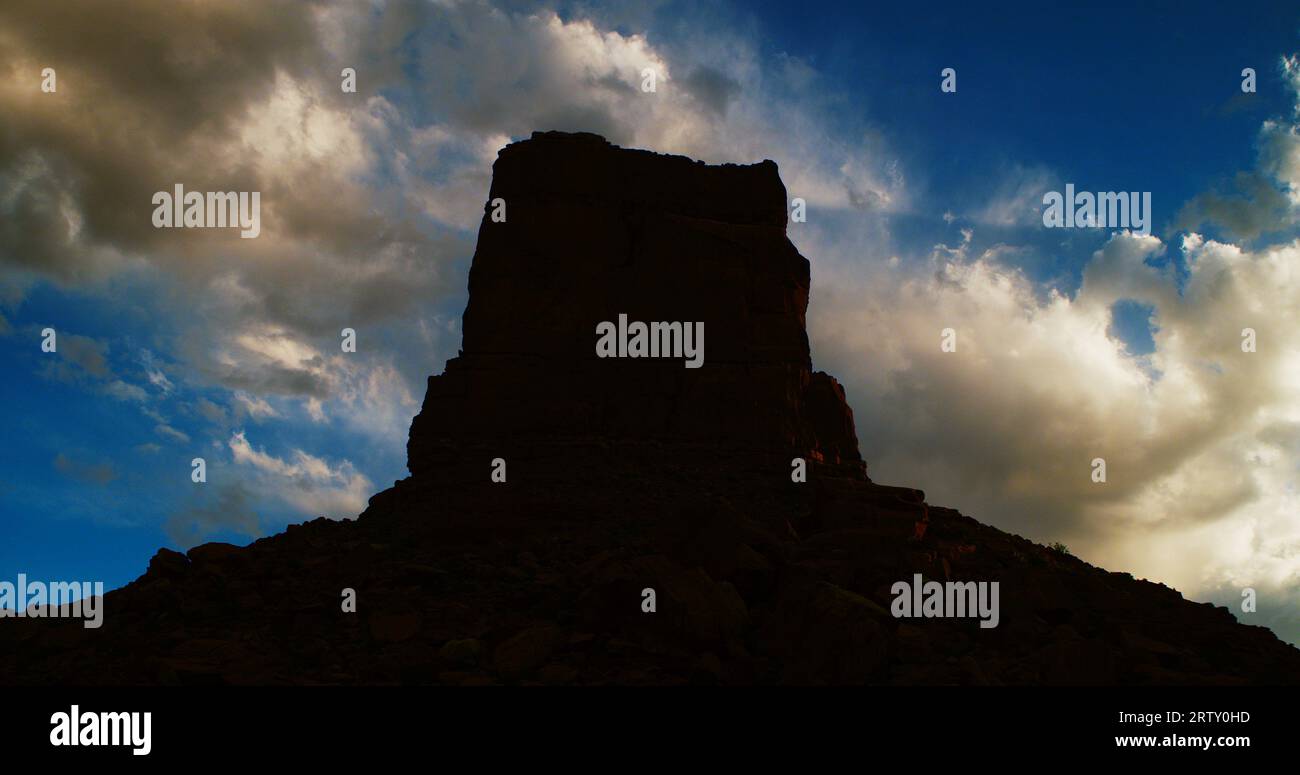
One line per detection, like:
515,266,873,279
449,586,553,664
2,131,1299,686
406,130,862,477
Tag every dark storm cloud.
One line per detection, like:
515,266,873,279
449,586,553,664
0,0,447,321
0,0,326,266
0,0,477,442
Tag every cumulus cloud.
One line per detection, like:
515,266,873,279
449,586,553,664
0,0,456,400
812,228,1300,633
364,2,905,214
806,57,1300,643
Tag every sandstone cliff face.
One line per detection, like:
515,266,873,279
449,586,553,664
407,131,862,477
3,132,1299,686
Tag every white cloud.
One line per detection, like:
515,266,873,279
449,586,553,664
105,379,148,402
810,217,1300,645
233,391,278,421
154,423,190,444
382,4,906,216
970,164,1059,227
228,430,372,518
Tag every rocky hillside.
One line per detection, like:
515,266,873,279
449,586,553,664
3,131,1298,685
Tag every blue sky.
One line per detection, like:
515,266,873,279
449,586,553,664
2,0,1299,641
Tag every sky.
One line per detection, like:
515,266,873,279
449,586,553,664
1,0,1299,644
